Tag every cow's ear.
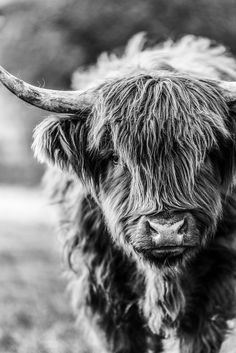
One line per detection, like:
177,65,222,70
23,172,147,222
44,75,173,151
32,115,88,173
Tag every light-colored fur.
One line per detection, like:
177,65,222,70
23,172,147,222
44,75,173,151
72,33,236,91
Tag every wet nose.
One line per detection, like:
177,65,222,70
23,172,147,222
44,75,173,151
147,215,189,247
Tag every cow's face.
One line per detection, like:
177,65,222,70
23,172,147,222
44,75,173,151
32,75,236,268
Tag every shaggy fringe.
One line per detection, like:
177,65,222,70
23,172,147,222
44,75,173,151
90,73,230,213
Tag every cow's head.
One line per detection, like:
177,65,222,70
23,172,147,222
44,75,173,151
1,67,236,268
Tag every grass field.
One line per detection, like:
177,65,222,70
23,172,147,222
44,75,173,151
0,185,236,353
0,186,82,353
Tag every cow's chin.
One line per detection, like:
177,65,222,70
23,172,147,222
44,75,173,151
134,246,200,269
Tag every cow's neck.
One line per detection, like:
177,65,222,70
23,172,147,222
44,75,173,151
141,266,185,336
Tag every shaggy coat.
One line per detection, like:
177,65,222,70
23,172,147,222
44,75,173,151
33,34,236,353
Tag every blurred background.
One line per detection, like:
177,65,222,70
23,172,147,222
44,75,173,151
0,0,236,352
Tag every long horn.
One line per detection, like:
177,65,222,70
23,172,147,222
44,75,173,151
217,81,236,101
0,65,92,113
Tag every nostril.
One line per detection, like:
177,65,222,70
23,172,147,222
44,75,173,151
147,221,165,238
177,218,188,234
146,220,159,236
147,221,156,233
145,220,151,232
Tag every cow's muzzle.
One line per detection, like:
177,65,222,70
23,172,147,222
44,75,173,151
137,212,200,259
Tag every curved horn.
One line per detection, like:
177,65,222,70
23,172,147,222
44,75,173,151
217,81,236,101
0,65,92,113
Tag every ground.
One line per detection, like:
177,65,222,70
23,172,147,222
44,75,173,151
0,185,236,353
0,186,84,353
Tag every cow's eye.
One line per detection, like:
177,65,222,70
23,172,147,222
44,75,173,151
112,155,119,165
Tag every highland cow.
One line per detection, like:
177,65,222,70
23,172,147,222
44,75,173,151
1,34,236,353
